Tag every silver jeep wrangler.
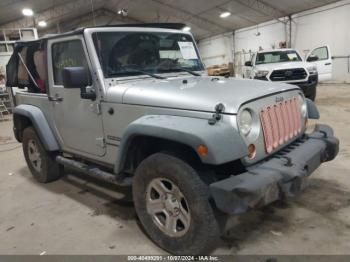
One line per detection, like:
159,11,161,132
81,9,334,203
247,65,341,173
6,23,339,255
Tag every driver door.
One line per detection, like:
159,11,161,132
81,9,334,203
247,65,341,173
307,45,333,82
47,36,105,157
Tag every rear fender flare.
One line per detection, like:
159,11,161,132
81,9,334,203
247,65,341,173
13,104,59,151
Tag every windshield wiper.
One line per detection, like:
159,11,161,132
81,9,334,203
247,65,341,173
109,65,166,79
127,68,167,79
176,67,201,76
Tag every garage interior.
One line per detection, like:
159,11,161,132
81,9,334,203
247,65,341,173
0,0,350,256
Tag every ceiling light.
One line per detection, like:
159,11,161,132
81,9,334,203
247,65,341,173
117,8,128,17
22,8,34,16
220,11,231,18
182,26,191,32
38,21,47,27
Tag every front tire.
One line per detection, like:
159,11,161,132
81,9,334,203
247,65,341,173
22,127,62,183
132,153,220,255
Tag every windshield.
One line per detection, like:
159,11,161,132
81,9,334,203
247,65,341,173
92,31,204,78
255,50,302,65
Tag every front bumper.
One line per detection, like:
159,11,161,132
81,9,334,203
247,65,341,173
210,124,339,214
254,74,318,97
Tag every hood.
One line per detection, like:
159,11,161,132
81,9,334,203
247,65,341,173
255,61,310,71
108,76,298,114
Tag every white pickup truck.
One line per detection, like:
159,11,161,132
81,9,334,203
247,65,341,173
243,46,333,101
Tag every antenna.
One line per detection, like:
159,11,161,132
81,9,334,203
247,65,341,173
90,0,96,26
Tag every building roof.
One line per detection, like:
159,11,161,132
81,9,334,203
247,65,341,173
0,0,342,39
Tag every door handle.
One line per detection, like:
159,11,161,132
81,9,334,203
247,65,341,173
325,62,332,66
48,95,63,102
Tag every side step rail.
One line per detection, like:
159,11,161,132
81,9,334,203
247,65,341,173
56,156,132,186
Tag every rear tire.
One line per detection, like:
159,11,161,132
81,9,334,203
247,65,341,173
22,127,62,183
132,153,220,255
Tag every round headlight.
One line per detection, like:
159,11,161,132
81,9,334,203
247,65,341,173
298,93,307,118
255,70,269,78
238,109,253,136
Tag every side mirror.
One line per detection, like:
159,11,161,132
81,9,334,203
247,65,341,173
63,67,91,88
62,67,96,100
307,55,319,62
245,61,252,67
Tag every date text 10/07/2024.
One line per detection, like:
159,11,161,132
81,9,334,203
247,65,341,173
127,256,220,261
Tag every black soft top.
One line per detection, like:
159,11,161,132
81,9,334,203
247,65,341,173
15,23,187,44
6,37,47,91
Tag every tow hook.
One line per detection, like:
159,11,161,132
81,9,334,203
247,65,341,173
319,130,328,138
208,103,225,125
282,156,293,167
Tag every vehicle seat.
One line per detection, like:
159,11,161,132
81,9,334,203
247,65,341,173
33,50,46,92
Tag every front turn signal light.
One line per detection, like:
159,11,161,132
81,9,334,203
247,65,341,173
248,144,256,159
197,145,208,156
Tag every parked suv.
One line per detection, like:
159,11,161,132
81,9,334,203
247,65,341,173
243,47,333,101
6,24,339,255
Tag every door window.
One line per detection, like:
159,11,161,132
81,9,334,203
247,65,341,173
52,40,89,85
310,46,329,61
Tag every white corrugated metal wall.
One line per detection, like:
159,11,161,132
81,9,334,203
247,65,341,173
198,0,350,83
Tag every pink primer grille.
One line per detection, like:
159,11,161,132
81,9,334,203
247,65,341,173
260,97,302,154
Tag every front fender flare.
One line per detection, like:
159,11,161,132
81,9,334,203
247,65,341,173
306,98,320,119
13,104,60,151
115,115,247,173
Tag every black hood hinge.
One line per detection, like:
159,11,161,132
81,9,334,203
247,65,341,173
208,103,225,125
